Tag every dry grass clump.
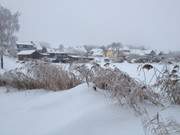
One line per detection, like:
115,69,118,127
143,113,180,135
27,61,81,90
75,63,160,113
155,65,180,104
93,67,160,113
3,61,81,91
4,71,38,89
137,63,180,105
0,74,6,86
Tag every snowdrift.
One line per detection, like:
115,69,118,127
0,84,144,135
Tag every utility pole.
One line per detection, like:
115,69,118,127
0,50,3,69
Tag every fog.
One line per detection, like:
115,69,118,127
1,0,180,51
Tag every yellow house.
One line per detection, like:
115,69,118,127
105,49,117,58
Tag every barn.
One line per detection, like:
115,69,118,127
17,50,42,61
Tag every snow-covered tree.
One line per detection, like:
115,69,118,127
0,4,20,69
108,42,123,50
84,45,94,52
39,41,50,48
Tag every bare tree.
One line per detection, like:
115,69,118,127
39,41,50,48
0,5,20,69
127,44,146,50
84,45,96,57
108,42,123,50
58,44,64,51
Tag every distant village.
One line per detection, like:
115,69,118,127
16,41,94,63
16,41,180,64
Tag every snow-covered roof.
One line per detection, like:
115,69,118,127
120,46,130,50
47,48,66,54
91,48,104,56
108,46,130,51
16,41,44,50
16,41,35,46
47,48,55,53
74,46,86,53
17,50,36,55
128,49,154,56
64,46,86,54
68,55,92,59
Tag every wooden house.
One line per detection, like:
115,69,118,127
17,50,42,61
16,41,36,52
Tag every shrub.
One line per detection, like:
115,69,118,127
3,61,81,91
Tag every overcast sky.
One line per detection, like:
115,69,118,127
1,0,180,51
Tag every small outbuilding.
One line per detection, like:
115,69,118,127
17,50,42,61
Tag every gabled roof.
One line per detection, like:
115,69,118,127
16,41,43,50
16,41,35,46
17,50,36,55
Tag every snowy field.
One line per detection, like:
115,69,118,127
0,84,180,135
0,57,180,135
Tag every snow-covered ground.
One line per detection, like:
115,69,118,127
0,56,179,135
113,62,167,85
0,84,145,135
0,56,19,74
0,84,180,135
5,56,19,70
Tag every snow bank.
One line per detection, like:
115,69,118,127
0,84,144,135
